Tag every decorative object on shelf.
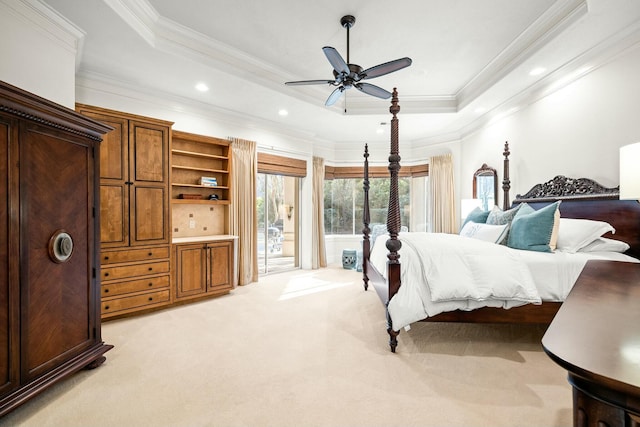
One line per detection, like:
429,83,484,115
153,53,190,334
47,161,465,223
200,176,218,187
208,194,219,200
179,194,203,200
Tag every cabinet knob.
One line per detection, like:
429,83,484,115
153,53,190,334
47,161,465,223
104,289,109,293
104,272,109,277
148,297,153,301
148,282,153,287
105,305,110,310
104,256,109,260
148,252,153,256
148,267,153,271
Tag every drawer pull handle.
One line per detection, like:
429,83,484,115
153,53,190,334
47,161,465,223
148,252,153,256
104,289,109,293
148,283,153,287
104,272,109,277
148,267,153,271
104,256,109,260
105,305,110,310
148,297,153,301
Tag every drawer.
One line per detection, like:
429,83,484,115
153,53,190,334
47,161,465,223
101,246,170,265
102,289,170,315
102,275,169,297
101,260,170,281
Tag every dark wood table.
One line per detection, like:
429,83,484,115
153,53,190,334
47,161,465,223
542,260,640,427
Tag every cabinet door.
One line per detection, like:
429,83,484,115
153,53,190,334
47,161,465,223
20,123,96,381
129,121,169,246
175,244,207,299
0,117,18,396
77,109,129,248
207,241,232,292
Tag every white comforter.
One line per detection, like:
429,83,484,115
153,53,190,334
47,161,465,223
370,232,639,331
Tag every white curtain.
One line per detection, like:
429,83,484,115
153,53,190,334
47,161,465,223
229,138,258,285
312,156,327,269
429,153,457,233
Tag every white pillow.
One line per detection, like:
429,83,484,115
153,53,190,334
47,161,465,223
556,218,615,253
460,221,509,244
578,237,630,253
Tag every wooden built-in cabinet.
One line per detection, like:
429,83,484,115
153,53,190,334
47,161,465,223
174,240,234,301
0,81,112,415
170,130,235,305
76,104,173,319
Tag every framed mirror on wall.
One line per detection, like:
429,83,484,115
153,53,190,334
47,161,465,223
473,164,498,211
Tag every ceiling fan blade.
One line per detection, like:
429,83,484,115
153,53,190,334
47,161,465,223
354,82,392,99
325,86,345,106
322,46,349,75
361,57,412,80
285,79,335,86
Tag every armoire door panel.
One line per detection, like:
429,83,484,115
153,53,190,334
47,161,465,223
0,119,18,395
132,186,167,244
100,184,128,246
130,122,166,183
21,127,92,380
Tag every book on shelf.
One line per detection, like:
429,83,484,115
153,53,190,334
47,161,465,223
178,194,202,200
200,176,217,187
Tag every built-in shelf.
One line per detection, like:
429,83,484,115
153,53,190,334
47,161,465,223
172,183,230,189
172,164,229,174
172,149,228,160
172,199,231,205
171,130,231,205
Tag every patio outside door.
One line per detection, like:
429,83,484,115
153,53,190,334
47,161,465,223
257,173,299,274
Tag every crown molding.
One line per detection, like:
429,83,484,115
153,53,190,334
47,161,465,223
456,0,588,109
3,0,85,67
75,69,336,146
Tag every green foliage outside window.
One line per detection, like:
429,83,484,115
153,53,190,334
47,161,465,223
324,177,410,235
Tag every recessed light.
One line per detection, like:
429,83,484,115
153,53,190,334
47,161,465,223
195,83,209,92
278,109,288,116
529,67,546,76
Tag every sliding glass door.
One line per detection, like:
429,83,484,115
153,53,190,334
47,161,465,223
257,173,299,274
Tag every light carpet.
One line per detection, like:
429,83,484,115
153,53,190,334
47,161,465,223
0,265,572,427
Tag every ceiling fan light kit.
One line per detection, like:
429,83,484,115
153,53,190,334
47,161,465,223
285,15,412,107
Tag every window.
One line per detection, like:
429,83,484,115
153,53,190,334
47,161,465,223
324,177,411,235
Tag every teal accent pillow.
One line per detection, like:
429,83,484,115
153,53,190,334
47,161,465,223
461,207,490,230
507,201,561,252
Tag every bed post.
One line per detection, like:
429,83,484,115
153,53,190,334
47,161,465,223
362,144,371,291
386,88,402,353
502,141,511,210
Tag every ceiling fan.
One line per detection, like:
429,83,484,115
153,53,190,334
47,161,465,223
285,15,412,107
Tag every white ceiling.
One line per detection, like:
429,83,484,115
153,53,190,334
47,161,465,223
43,0,640,145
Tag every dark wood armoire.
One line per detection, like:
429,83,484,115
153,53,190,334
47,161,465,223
0,81,113,416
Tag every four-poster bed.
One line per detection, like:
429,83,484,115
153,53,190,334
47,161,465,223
362,89,640,352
